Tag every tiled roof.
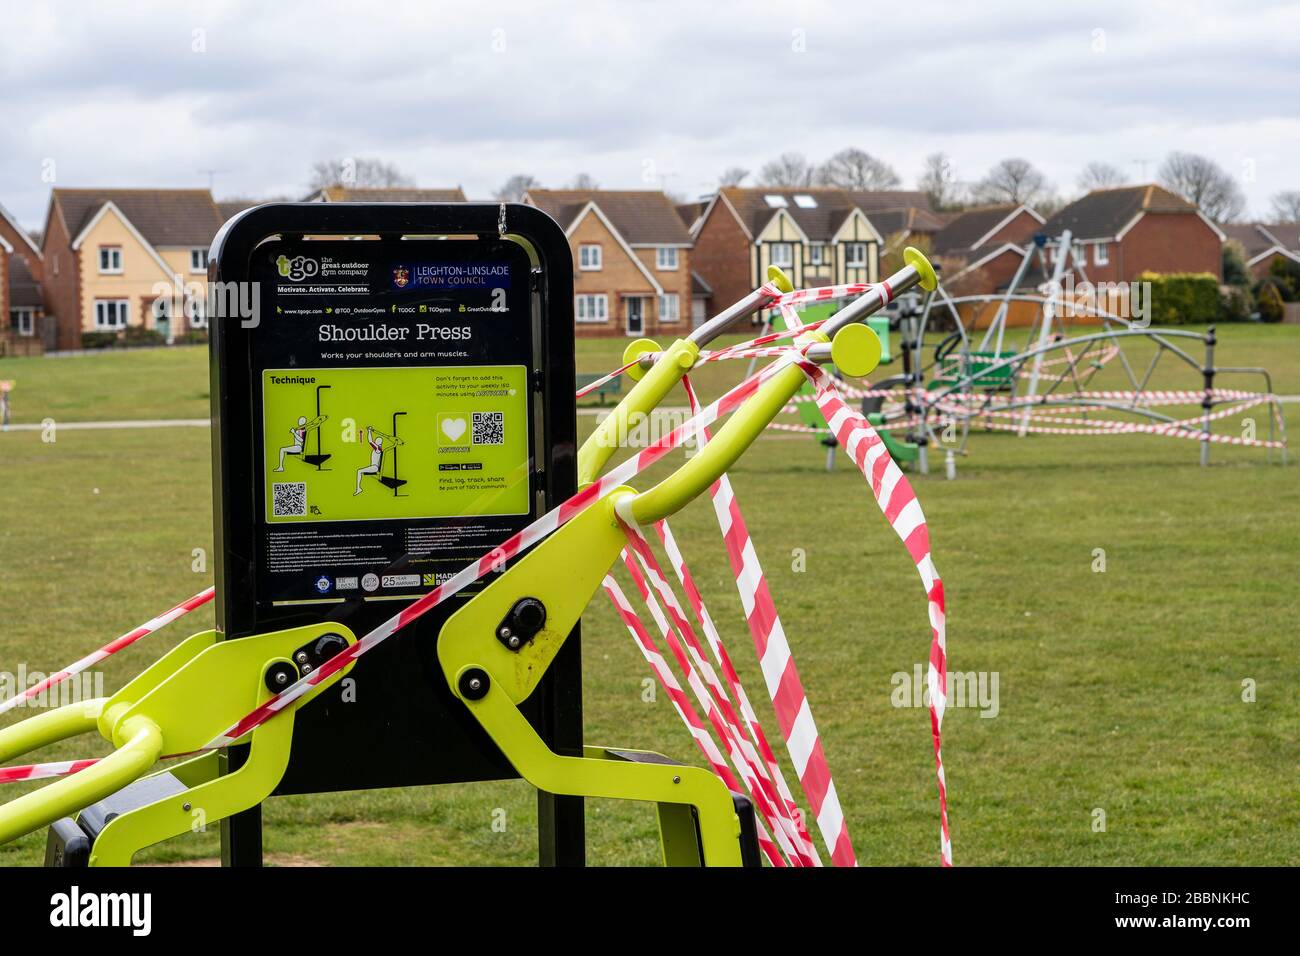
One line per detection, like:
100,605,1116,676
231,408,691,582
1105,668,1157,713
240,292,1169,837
690,270,712,296
217,199,260,221
869,205,949,240
311,186,468,203
52,188,224,248
717,187,932,241
1222,222,1300,258
7,254,42,307
526,189,692,245
932,205,1030,255
676,200,708,230
1039,185,1197,241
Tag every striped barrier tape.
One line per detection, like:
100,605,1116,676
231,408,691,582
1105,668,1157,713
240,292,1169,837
801,361,953,867
617,524,814,866
654,519,821,865
0,587,215,717
613,549,797,865
601,572,787,867
682,374,856,867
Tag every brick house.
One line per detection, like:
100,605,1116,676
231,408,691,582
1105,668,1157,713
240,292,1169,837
688,187,931,315
1220,222,1300,280
524,189,694,338
932,203,1045,295
40,188,226,350
1,201,46,354
1037,185,1225,282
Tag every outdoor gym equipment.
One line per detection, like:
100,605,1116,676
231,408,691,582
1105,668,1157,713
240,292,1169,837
779,230,1289,477
375,411,408,494
300,384,332,468
0,203,949,868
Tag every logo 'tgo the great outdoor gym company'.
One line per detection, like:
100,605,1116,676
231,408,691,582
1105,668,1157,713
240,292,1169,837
276,254,319,281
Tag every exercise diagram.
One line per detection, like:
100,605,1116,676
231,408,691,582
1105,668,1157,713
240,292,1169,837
273,412,328,472
354,413,407,496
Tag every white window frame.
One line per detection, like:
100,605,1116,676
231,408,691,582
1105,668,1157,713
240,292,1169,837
845,242,867,268
578,244,602,271
769,242,794,268
11,308,35,336
655,247,679,271
575,293,609,323
98,246,123,274
808,243,827,266
94,299,130,330
190,248,209,273
1094,242,1109,266
657,293,680,324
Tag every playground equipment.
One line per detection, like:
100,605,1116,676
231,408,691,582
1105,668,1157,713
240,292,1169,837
777,231,1288,477
0,204,948,868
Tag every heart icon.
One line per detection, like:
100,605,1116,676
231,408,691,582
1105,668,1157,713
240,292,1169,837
441,417,467,442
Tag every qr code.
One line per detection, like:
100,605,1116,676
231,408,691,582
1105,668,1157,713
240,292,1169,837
272,481,307,517
472,411,504,445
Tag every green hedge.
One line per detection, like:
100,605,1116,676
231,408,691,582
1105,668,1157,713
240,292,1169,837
1135,271,1221,325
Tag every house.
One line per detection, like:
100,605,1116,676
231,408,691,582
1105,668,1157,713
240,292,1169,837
303,186,467,203
1037,185,1225,282
688,187,930,316
523,189,695,337
1,202,46,354
932,203,1045,294
1220,222,1300,280
40,188,226,349
870,204,950,267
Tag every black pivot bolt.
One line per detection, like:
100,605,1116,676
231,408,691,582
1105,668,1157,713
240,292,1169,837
459,668,490,701
265,661,298,693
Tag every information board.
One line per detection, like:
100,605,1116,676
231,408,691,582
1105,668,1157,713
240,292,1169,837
208,203,581,864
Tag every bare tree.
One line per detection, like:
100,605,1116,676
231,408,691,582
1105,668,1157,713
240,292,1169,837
309,157,414,190
717,166,750,187
567,172,600,190
918,152,961,210
1077,161,1127,192
1269,190,1300,223
1158,151,1245,222
757,152,815,188
815,148,900,190
495,174,540,202
972,158,1052,206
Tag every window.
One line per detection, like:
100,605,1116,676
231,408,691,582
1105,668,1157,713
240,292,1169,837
656,247,679,270
845,242,867,267
94,299,130,330
658,293,680,323
809,243,828,266
575,294,609,323
793,194,817,208
98,246,123,274
769,242,794,268
1094,242,1109,266
579,244,602,271
190,248,209,273
11,309,35,336
763,195,789,208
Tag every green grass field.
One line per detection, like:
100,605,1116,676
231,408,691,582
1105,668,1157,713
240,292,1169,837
0,323,1296,866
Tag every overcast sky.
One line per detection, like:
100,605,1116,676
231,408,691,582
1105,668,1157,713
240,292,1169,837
1,0,1298,230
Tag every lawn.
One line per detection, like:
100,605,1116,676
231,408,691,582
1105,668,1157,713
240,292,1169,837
0,321,1296,866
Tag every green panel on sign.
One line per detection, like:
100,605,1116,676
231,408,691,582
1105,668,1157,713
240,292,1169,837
263,365,530,523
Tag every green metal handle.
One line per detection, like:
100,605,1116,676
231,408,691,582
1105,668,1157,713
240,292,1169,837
625,338,823,525
0,712,162,845
0,699,104,765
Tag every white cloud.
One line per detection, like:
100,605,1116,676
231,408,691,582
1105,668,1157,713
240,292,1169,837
0,0,1297,227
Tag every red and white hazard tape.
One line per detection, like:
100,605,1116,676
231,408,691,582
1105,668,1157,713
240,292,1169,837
681,375,857,867
601,572,787,867
0,758,102,785
0,587,215,717
801,362,953,867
